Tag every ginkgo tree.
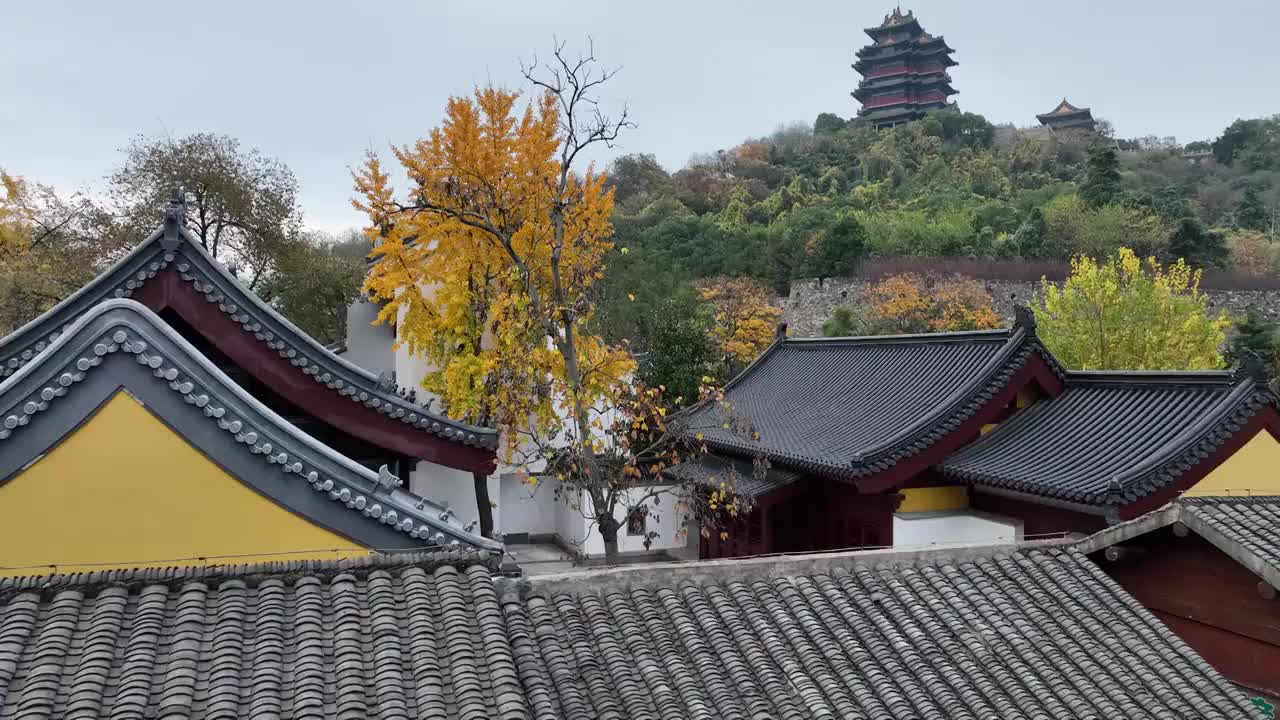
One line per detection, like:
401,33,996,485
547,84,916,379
1033,248,1231,370
354,43,755,559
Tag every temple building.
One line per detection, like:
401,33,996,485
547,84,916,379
1036,98,1097,132
852,7,957,129
1081,496,1280,697
670,310,1280,560
0,192,500,575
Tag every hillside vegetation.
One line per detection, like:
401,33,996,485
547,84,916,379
596,112,1280,349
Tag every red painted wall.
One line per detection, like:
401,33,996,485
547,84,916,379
1095,528,1280,695
969,491,1105,538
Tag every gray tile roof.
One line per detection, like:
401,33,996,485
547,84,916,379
0,207,496,450
0,544,1260,718
665,453,802,498
0,299,501,553
1180,496,1280,576
683,324,1056,480
939,371,1278,507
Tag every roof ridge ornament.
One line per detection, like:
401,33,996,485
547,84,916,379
1012,305,1037,334
161,187,185,251
1234,350,1273,386
377,464,403,492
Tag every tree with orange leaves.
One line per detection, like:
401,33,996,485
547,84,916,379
698,277,783,376
354,43,753,559
824,273,1001,337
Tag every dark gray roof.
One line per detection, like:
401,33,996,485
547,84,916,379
684,325,1057,480
0,299,501,552
0,544,1261,719
0,215,496,450
1181,496,1280,576
939,371,1278,507
665,453,803,498
1080,495,1280,592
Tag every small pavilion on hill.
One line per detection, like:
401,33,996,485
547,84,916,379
0,192,500,574
1037,98,1097,132
674,310,1280,560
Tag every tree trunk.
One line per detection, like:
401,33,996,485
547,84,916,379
600,519,620,565
472,471,494,539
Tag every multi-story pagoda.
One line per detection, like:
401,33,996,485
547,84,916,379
852,7,957,129
1037,98,1096,132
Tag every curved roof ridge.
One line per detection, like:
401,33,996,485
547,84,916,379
0,547,497,597
0,218,497,451
1115,378,1273,493
786,327,1012,345
941,375,1279,507
0,299,502,553
1066,369,1240,387
858,327,1030,463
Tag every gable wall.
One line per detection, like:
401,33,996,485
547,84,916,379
1185,428,1280,497
0,392,367,577
1096,527,1280,695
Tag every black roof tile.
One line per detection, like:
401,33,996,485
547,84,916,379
684,326,1053,480
0,545,1261,718
940,372,1278,506
1181,495,1280,576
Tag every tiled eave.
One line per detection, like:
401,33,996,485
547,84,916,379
0,300,502,553
0,221,498,462
944,378,1278,508
692,327,1066,486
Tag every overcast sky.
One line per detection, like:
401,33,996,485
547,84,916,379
4,1,1278,233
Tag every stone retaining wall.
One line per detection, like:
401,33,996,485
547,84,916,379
783,277,1280,338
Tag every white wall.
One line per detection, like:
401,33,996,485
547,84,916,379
499,473,558,538
340,299,395,375
408,462,496,535
562,485,691,558
893,511,1022,548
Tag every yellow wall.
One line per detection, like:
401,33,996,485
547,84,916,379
1183,429,1280,497
899,486,969,512
0,391,369,577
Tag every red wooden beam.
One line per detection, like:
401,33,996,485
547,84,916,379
133,268,496,475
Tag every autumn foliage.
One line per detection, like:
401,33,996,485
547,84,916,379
355,87,632,444
864,273,1001,334
697,277,783,371
1034,248,1230,370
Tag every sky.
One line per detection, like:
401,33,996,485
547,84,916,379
3,0,1278,233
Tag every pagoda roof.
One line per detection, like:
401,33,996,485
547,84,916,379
0,299,502,552
0,196,498,473
0,541,1260,718
864,6,923,38
1037,98,1094,121
938,368,1280,514
681,316,1064,491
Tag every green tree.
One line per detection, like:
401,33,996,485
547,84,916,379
258,231,367,346
606,153,671,206
1236,185,1269,232
1010,207,1048,257
1227,305,1279,369
813,113,846,134
822,305,868,337
109,133,303,289
1166,217,1227,269
1033,248,1230,370
1079,144,1121,209
807,215,866,280
635,296,717,405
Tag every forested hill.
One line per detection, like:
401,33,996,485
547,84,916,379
595,111,1280,345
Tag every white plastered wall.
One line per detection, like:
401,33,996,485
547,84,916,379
892,511,1023,548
